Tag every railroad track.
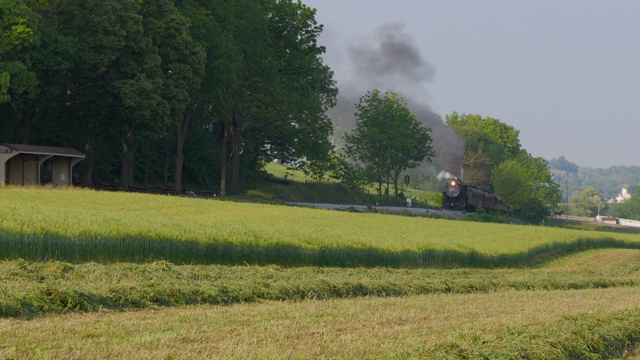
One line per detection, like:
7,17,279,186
287,201,463,218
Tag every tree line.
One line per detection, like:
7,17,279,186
2,0,563,222
1,0,337,195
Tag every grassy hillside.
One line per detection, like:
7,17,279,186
259,162,440,207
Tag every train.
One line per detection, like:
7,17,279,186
442,177,505,212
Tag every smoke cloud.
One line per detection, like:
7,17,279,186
350,23,435,87
329,23,464,176
437,171,455,181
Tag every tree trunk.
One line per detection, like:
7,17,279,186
127,149,134,186
385,168,390,202
174,104,194,194
119,151,135,190
82,153,95,187
232,110,243,195
120,131,136,190
163,136,170,188
82,138,94,186
144,136,150,189
219,120,232,197
392,167,402,197
174,131,184,193
120,156,130,190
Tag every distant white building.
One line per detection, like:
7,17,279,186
609,188,632,203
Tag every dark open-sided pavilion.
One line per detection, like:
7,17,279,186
0,143,85,187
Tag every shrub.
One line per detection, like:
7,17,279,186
246,190,273,200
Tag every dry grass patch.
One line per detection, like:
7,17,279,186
1,287,639,359
543,249,640,271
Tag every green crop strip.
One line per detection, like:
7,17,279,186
2,230,640,268
1,188,640,268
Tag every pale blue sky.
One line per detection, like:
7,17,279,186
303,0,640,168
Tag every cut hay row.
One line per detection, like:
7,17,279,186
2,287,639,359
1,248,639,318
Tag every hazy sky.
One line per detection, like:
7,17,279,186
303,0,640,168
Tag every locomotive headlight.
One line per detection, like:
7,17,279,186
446,179,461,198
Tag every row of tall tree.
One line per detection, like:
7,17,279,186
1,0,337,195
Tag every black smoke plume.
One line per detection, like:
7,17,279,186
329,23,464,176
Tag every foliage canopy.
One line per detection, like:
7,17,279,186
0,0,337,195
446,112,521,188
344,90,435,197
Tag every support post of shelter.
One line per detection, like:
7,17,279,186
0,150,19,187
37,155,53,186
70,158,83,185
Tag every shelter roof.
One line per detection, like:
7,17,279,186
0,143,85,158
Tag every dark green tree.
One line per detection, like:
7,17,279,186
213,0,337,196
0,0,40,141
258,0,337,164
491,159,532,221
345,90,435,197
44,0,165,187
141,0,206,192
171,0,242,193
0,0,338,194
446,112,521,188
217,0,273,196
519,153,561,206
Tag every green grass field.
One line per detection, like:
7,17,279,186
2,187,640,266
1,187,640,358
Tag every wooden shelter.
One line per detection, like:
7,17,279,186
0,143,85,187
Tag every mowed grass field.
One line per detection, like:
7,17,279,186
1,187,640,359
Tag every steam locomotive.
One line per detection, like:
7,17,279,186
442,178,505,212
